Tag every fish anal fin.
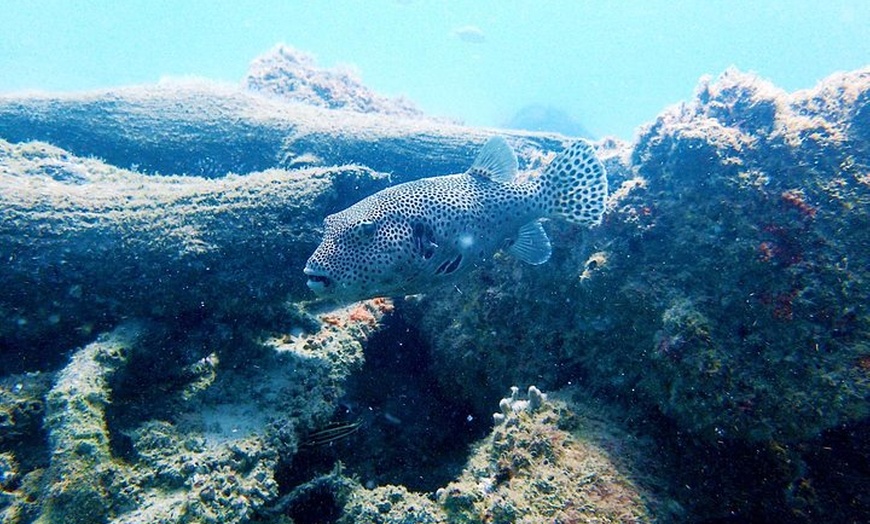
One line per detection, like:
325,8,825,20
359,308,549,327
466,136,518,183
506,220,551,265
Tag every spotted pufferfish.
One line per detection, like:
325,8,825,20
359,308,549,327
304,137,607,302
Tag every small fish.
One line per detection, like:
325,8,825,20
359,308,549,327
304,137,607,302
453,25,486,44
300,420,362,448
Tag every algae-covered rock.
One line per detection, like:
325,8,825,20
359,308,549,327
35,323,142,524
245,44,427,119
0,47,565,367
1,47,867,523
105,300,389,524
0,138,389,366
339,484,446,524
0,299,388,524
415,68,870,443
116,423,278,524
328,386,661,524
438,387,655,524
0,79,560,180
0,373,51,448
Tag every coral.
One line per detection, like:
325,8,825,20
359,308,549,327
493,386,547,425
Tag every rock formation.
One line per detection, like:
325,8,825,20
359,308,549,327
0,48,867,522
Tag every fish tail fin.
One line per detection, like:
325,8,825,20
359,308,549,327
540,140,608,226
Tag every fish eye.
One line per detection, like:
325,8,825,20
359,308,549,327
352,220,377,241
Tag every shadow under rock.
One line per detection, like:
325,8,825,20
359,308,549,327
277,307,490,495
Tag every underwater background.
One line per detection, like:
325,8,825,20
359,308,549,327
1,2,868,523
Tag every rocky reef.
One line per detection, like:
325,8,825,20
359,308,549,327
245,44,426,120
0,138,385,369
437,387,655,523
414,67,869,444
1,299,389,523
0,46,867,523
270,386,661,524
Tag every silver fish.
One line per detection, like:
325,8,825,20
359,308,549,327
304,137,607,302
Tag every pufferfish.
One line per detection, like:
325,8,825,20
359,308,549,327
304,137,607,302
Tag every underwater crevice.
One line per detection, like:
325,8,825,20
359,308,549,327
275,307,490,496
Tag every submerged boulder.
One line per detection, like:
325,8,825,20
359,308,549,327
245,44,426,119
437,387,657,523
0,139,388,366
414,67,870,443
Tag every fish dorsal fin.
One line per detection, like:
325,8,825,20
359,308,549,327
506,220,552,265
466,136,518,182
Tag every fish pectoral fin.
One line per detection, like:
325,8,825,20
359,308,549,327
506,220,552,265
466,136,518,183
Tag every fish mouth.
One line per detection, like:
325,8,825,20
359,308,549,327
304,267,332,294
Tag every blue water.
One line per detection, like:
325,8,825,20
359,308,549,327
1,0,868,139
